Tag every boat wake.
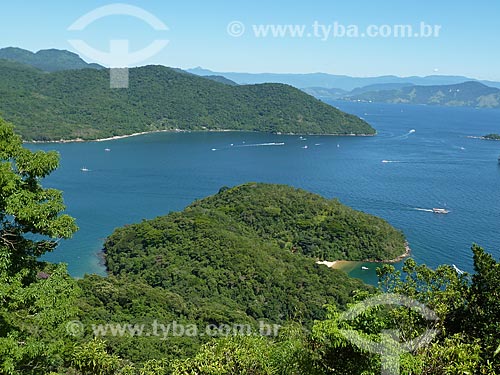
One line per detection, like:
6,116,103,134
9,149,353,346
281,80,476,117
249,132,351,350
413,208,434,212
234,142,285,148
212,142,285,151
394,129,416,140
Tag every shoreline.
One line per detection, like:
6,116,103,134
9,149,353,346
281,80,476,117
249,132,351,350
466,135,500,141
23,129,377,144
317,242,411,270
363,242,411,264
24,129,178,144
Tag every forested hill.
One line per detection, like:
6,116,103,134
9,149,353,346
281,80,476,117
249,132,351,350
104,183,405,313
0,47,104,72
346,81,500,108
0,60,374,141
188,183,406,261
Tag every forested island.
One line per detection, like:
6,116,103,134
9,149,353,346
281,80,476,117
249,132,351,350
0,59,374,141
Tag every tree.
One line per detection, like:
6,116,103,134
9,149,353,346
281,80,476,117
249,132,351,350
0,117,77,275
464,245,500,372
0,117,79,374
170,326,309,375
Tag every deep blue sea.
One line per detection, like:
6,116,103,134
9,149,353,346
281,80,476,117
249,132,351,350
29,102,500,284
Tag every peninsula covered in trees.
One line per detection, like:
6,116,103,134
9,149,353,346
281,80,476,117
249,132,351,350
0,58,374,141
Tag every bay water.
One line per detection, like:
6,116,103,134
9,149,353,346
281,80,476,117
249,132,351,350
30,102,500,284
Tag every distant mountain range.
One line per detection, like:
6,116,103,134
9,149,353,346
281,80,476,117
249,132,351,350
303,83,416,100
345,81,500,109
202,75,238,86
187,67,500,91
0,47,103,72
187,67,500,109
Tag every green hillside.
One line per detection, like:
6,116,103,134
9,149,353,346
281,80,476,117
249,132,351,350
103,183,392,320
0,60,374,141
96,183,404,360
347,81,500,108
0,47,103,72
188,183,406,261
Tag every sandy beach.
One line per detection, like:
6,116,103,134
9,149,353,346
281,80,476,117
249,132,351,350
316,242,411,270
24,129,376,144
24,129,180,144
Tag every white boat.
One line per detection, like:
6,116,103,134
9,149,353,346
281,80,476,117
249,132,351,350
80,167,90,172
432,208,449,214
452,264,464,275
104,148,111,152
361,266,369,270
302,145,308,149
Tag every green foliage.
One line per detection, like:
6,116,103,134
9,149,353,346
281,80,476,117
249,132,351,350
103,183,402,324
202,75,238,86
0,47,103,72
70,339,120,375
465,245,500,366
89,182,407,364
376,258,469,334
76,275,202,364
170,336,275,375
306,245,500,375
0,117,80,374
170,326,309,375
189,183,406,261
0,117,77,274
417,334,482,375
0,60,375,141
0,263,81,374
310,303,382,375
348,81,500,108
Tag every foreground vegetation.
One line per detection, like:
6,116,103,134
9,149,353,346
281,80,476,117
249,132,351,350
1,117,498,374
0,59,374,141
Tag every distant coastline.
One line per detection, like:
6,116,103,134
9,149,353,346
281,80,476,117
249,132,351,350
466,134,500,141
23,129,376,144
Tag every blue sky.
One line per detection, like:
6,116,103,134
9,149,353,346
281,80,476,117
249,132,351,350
1,0,499,80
